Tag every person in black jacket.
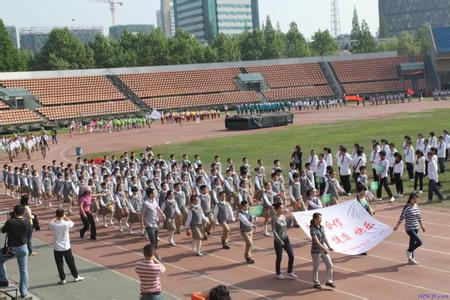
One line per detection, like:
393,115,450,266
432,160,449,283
0,205,30,298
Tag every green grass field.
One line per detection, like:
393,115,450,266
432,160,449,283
87,108,450,208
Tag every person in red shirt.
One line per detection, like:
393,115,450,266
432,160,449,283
78,187,97,240
135,245,166,300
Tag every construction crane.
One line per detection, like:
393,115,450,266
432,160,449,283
90,0,123,26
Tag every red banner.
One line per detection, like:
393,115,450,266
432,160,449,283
406,89,415,96
344,95,364,102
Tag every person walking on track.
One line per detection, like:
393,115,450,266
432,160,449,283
393,192,425,265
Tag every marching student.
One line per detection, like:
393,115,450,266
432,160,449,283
416,133,425,152
393,153,404,198
437,136,446,173
173,183,187,234
323,170,345,205
213,191,235,249
423,139,431,176
355,185,374,216
62,173,76,215
271,202,297,280
351,148,366,187
387,143,398,185
310,212,335,289
42,171,53,208
288,162,298,187
161,191,181,246
300,169,314,201
356,166,369,191
199,185,214,239
99,181,115,227
185,195,210,256
376,151,395,202
324,147,333,167
114,182,130,232
426,152,445,203
142,188,166,260
304,163,315,190
238,200,256,264
443,129,450,161
291,145,303,172
370,142,381,182
128,186,144,235
414,150,425,193
429,132,438,148
394,193,425,265
307,188,323,210
289,173,307,213
262,182,277,237
253,167,265,205
316,154,327,195
404,141,415,180
307,150,319,187
30,170,42,206
338,147,353,196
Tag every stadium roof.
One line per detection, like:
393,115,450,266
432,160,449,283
0,88,33,97
432,26,450,54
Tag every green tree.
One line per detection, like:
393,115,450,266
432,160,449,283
352,20,377,53
203,45,219,63
169,30,204,64
285,22,311,58
416,25,431,55
262,16,285,59
135,29,170,66
377,38,398,52
35,28,95,70
90,34,116,68
239,29,265,61
350,7,361,40
378,16,391,38
210,33,241,62
311,30,338,56
397,31,420,56
0,19,27,71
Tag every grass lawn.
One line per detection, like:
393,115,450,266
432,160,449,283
86,108,450,209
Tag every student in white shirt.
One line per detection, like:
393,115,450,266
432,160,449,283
443,130,450,161
437,136,447,173
393,153,404,198
308,150,319,186
48,209,84,285
414,150,426,193
404,141,415,180
426,152,445,203
429,132,438,148
338,148,353,196
416,133,425,152
376,151,395,202
387,143,398,185
323,148,333,167
370,142,381,181
316,154,327,195
351,148,366,187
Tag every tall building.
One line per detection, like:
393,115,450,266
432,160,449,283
173,0,259,42
379,0,450,36
109,24,155,39
19,27,103,53
6,26,18,48
159,0,175,37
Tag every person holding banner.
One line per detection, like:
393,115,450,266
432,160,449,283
271,203,296,280
394,193,425,265
310,212,335,289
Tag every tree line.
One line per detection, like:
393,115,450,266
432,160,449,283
0,13,431,73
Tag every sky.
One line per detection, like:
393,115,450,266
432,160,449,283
1,0,379,38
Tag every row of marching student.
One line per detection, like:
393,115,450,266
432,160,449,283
0,129,448,299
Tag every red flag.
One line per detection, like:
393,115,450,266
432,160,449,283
344,95,364,102
406,89,414,96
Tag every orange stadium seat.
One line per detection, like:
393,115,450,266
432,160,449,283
245,63,328,88
0,109,41,125
0,76,125,106
37,100,139,121
331,56,410,83
144,91,259,110
119,68,240,98
0,101,10,110
263,85,334,101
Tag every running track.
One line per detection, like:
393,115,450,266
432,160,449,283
2,100,450,299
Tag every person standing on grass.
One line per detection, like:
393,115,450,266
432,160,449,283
135,245,166,300
437,136,446,173
414,150,425,194
271,203,297,280
49,208,84,285
394,193,425,265
310,212,335,289
393,153,404,198
426,152,445,203
0,205,29,298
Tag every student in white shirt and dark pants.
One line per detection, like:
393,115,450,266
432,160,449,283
414,150,425,193
376,151,395,202
404,142,415,180
338,148,353,195
437,136,446,173
48,208,84,285
426,152,445,203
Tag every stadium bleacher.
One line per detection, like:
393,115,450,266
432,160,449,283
245,63,328,88
432,26,450,54
145,91,259,110
331,56,410,83
0,76,124,106
0,109,41,125
0,101,10,110
37,100,139,121
342,80,412,95
119,68,240,99
263,85,334,101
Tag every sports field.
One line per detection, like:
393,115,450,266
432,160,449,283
1,100,450,300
